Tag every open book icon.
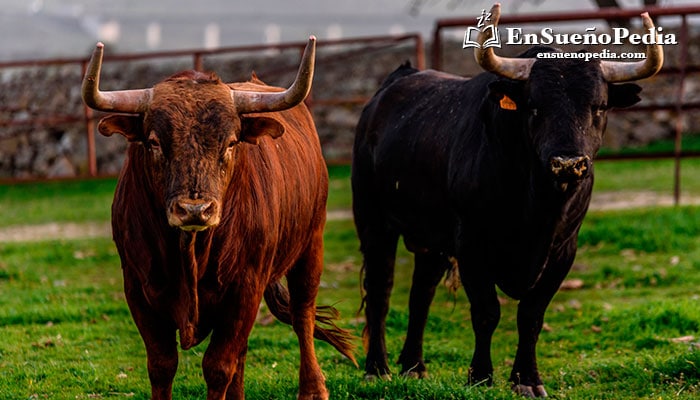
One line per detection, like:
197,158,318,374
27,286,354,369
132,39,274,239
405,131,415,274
463,25,501,49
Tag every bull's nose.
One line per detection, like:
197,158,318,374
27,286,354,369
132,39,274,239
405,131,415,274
177,201,213,218
549,155,591,192
169,199,219,231
550,155,591,179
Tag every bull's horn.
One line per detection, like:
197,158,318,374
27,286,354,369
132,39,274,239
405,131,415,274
600,12,663,82
474,3,535,80
233,35,316,114
81,42,152,113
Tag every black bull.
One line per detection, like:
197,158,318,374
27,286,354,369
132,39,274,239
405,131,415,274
352,5,662,397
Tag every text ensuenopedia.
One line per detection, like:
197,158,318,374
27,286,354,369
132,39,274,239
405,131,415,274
507,26,677,46
537,49,647,62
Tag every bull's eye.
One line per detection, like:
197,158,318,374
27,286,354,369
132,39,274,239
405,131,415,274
147,132,161,150
593,105,607,118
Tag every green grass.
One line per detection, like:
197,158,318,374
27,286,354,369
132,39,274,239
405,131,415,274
597,135,700,158
327,165,353,211
4,156,700,229
1,164,700,399
593,158,700,195
593,135,700,195
0,167,352,229
0,178,117,227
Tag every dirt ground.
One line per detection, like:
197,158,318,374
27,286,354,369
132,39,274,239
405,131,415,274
1,191,699,243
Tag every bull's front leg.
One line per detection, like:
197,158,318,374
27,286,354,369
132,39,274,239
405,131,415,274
510,299,548,398
124,279,179,400
202,288,262,400
510,249,575,398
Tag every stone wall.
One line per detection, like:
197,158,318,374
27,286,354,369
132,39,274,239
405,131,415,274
0,36,698,179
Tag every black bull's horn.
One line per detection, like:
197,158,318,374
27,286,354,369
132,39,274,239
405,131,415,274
474,3,663,82
82,36,317,114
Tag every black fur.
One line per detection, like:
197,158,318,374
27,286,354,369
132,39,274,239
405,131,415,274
352,48,643,393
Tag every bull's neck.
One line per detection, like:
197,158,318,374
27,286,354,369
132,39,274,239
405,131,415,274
172,229,214,349
482,110,583,229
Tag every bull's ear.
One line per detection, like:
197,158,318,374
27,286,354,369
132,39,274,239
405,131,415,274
97,115,144,142
608,83,642,109
240,116,285,145
487,80,524,111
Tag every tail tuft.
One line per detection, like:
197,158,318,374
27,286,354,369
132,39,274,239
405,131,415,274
265,281,358,366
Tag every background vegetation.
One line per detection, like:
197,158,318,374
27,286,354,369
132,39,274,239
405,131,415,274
0,157,699,399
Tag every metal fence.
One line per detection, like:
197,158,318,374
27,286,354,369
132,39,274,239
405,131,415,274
0,33,424,182
1,5,700,205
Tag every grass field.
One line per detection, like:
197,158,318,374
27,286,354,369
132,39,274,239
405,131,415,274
1,160,700,399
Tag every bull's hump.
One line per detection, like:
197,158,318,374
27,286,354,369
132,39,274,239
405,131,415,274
418,69,468,82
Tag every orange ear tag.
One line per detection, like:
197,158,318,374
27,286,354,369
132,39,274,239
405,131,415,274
499,95,517,110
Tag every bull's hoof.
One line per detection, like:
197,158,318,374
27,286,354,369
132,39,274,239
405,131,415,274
297,387,329,400
467,369,493,386
297,392,329,400
364,372,392,381
402,370,428,379
512,384,548,398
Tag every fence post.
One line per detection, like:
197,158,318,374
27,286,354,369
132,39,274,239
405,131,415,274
673,15,689,206
431,24,442,70
194,52,204,71
414,34,426,70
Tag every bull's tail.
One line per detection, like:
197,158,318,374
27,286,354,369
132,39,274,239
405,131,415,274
264,281,358,366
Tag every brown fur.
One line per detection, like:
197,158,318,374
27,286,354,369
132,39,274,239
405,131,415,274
102,72,355,399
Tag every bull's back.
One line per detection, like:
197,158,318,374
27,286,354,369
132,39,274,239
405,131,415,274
353,68,486,252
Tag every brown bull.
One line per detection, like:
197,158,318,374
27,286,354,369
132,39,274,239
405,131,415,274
82,37,355,400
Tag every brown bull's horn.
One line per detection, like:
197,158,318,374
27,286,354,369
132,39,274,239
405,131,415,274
600,12,663,82
81,42,152,113
474,3,535,80
233,35,316,114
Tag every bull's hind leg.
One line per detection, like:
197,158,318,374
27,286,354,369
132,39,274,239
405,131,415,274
398,252,451,378
287,226,330,400
357,224,400,379
352,145,400,379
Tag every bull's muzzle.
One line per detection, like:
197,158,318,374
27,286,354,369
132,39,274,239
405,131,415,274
549,155,591,192
168,198,220,231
